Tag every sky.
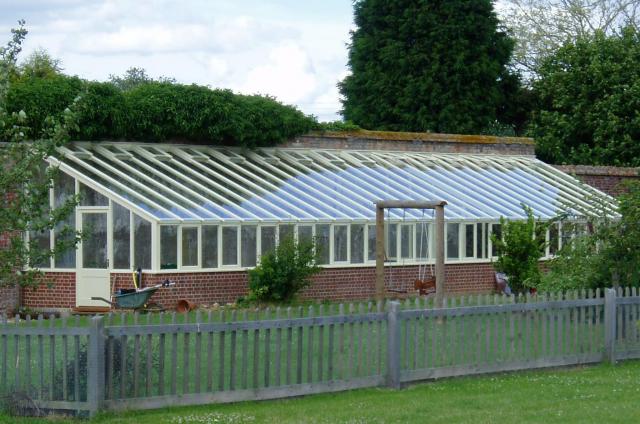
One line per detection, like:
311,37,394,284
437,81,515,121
0,0,355,122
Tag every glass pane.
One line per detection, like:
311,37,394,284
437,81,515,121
400,224,413,259
161,225,178,269
316,224,330,265
79,182,108,206
54,171,76,268
30,230,51,268
82,213,108,268
549,223,559,256
112,203,130,269
476,223,485,259
182,227,198,267
446,223,459,259
241,226,257,267
133,215,151,270
367,224,377,261
202,225,218,268
416,223,429,259
465,224,474,258
350,224,364,264
491,224,502,257
222,227,238,265
386,223,397,262
260,226,276,257
279,224,294,243
560,222,572,249
334,225,348,262
298,225,313,245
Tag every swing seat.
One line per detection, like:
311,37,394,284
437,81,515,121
414,276,436,295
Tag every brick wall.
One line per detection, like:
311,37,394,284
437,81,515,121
0,229,20,314
284,132,535,156
0,285,19,315
554,165,640,197
22,263,498,310
21,273,76,309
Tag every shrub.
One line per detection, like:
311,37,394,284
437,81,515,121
491,205,547,294
4,76,316,148
247,236,321,302
540,181,640,291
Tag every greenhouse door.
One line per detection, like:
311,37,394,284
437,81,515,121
77,211,110,307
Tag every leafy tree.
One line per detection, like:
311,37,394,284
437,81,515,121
108,67,176,91
15,48,63,81
340,0,519,134
0,22,81,288
491,205,547,294
247,236,321,303
531,28,640,166
501,0,640,77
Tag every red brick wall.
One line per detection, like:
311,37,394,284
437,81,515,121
0,230,20,314
0,285,19,315
554,165,639,197
22,263,498,310
21,273,76,309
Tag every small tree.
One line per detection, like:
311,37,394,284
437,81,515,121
247,236,321,303
491,205,547,293
0,21,81,289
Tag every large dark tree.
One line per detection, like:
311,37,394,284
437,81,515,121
339,0,518,134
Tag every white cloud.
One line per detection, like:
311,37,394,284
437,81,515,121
237,42,317,104
1,0,354,122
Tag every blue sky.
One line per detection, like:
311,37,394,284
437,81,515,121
0,0,355,121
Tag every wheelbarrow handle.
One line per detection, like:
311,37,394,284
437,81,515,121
91,296,115,307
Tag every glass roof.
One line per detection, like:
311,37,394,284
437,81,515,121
51,142,618,223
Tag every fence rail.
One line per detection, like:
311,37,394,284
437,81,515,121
2,288,640,417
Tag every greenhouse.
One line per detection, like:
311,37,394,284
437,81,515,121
26,140,617,308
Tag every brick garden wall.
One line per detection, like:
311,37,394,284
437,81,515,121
554,165,640,198
21,263,498,310
286,132,536,156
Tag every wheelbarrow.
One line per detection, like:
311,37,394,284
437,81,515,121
92,280,175,311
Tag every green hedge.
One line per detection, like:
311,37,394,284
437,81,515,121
5,77,316,147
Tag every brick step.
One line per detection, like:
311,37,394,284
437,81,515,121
72,306,111,315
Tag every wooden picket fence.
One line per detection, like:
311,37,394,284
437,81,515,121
2,288,640,417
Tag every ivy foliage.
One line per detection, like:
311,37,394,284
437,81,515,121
5,67,316,148
491,205,548,294
531,27,640,166
247,236,321,303
340,0,521,135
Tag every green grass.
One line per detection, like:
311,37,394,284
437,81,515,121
2,360,640,423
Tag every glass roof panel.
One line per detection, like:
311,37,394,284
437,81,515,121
53,144,617,223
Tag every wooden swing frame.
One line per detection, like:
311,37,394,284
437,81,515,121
375,200,447,307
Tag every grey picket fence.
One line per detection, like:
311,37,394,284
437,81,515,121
2,288,640,417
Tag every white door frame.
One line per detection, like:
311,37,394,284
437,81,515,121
76,207,111,307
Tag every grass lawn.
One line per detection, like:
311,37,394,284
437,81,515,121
2,360,640,424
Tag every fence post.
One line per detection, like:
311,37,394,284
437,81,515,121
87,315,106,416
604,288,616,364
387,301,401,389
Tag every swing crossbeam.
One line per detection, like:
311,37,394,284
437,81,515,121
375,200,447,307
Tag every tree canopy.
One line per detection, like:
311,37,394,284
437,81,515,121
531,27,640,166
339,0,519,134
501,0,640,78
